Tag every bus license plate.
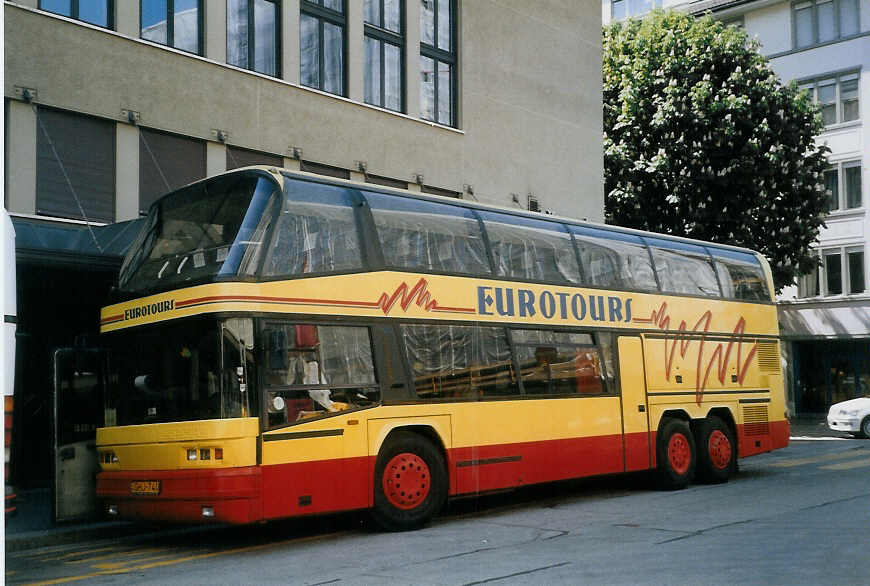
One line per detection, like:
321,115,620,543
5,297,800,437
130,480,160,495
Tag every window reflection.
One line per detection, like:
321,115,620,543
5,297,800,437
263,323,378,428
141,0,201,54
41,0,111,28
512,330,608,396
227,0,279,76
301,1,346,96
402,324,517,399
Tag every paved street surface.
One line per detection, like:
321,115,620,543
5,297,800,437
6,437,870,586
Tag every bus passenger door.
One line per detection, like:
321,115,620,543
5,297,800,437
618,336,651,472
52,347,106,522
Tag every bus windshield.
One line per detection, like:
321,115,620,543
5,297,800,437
119,172,280,293
104,316,256,426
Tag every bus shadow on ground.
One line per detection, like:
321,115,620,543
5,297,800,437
116,473,654,550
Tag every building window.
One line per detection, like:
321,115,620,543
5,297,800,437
847,248,865,294
800,72,860,126
300,0,346,96
364,0,404,112
610,0,661,20
793,0,860,48
228,0,280,77
138,128,206,214
141,0,202,54
39,0,114,28
802,246,866,297
824,249,843,295
35,107,115,223
420,0,455,126
823,161,863,212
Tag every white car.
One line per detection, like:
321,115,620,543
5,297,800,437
827,397,870,438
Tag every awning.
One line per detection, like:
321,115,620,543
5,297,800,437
778,300,870,340
12,216,144,270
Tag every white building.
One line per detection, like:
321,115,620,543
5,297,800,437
603,0,870,415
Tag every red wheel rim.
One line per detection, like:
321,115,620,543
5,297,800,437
382,452,430,510
708,430,732,470
668,433,691,476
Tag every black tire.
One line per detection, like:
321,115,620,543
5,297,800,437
656,419,695,490
371,431,447,531
859,416,870,440
694,416,737,484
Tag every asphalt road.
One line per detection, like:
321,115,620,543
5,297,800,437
6,437,870,586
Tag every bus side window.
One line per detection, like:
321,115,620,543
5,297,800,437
401,324,517,400
263,323,379,428
572,227,657,292
511,329,609,396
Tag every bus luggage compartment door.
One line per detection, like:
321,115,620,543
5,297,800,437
52,348,106,522
617,336,651,472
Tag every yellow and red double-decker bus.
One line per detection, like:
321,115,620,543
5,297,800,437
96,167,788,530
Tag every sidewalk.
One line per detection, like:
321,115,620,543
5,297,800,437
4,416,852,552
4,488,141,552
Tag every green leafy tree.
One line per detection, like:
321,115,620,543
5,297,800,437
603,10,829,291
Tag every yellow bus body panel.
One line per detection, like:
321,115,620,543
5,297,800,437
97,418,258,470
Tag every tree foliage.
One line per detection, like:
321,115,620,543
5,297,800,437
603,10,829,291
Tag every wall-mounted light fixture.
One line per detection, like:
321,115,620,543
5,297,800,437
288,146,303,160
122,109,140,125
212,129,228,143
15,86,37,102
413,173,425,186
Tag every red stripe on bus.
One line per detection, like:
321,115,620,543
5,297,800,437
175,295,381,309
100,314,124,324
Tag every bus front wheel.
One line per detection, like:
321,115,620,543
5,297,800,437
694,416,737,483
371,431,447,531
656,419,695,490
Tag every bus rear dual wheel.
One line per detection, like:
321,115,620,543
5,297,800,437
656,416,736,489
371,431,447,532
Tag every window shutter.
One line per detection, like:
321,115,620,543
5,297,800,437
36,107,115,223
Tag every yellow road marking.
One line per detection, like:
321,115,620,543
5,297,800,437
92,551,205,570
42,546,123,562
770,449,869,468
820,457,870,471
23,531,347,586
65,546,167,564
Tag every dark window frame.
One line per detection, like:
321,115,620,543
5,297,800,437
300,0,348,96
420,0,457,127
140,0,204,55
39,0,115,28
791,0,861,49
364,0,405,112
227,0,282,77
798,71,861,126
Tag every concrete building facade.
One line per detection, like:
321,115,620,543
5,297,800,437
603,0,870,415
6,0,604,223
3,0,604,490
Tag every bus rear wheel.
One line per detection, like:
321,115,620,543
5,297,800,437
694,416,737,484
371,431,447,531
656,419,695,490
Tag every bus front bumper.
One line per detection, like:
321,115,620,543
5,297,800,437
97,466,262,524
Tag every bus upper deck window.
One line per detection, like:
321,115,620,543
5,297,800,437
263,180,363,277
709,249,771,301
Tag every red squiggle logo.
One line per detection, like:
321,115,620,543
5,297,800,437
641,303,757,405
377,278,439,315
